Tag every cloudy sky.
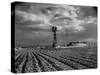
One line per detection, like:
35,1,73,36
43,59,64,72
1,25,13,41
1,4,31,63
13,2,97,46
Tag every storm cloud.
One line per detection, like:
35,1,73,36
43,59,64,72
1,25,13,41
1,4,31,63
14,2,97,46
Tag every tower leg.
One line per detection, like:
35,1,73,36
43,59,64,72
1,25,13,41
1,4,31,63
53,32,57,48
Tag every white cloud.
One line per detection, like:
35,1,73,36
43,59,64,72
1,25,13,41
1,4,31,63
16,5,97,33
15,10,49,24
84,16,97,24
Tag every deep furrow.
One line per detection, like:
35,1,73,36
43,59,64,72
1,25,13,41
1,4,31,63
32,52,55,72
15,51,23,60
14,47,97,73
26,51,41,72
40,52,88,69
37,53,64,71
22,51,34,72
76,56,97,64
15,52,26,68
34,52,57,71
31,52,42,72
28,51,33,59
37,52,73,71
15,51,25,62
89,55,97,61
21,52,28,73
79,53,97,61
16,52,27,73
15,52,27,73
21,51,37,72
62,56,97,68
62,54,97,64
77,55,97,63
19,53,27,68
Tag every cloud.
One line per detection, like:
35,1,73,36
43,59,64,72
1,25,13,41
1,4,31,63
15,4,97,33
15,3,97,46
15,10,45,23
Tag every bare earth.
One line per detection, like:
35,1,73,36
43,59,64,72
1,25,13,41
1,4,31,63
15,47,97,73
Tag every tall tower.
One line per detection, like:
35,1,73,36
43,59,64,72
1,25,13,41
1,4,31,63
51,26,57,48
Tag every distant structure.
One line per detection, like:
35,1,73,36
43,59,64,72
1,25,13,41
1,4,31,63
67,41,88,47
51,26,57,48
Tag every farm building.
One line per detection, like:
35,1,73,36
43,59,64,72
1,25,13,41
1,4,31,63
67,41,88,47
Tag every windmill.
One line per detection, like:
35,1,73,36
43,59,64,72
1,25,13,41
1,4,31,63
51,26,57,48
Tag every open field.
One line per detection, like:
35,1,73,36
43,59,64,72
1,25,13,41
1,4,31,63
15,47,97,73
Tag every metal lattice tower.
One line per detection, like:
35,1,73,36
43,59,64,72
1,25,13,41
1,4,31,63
51,26,57,48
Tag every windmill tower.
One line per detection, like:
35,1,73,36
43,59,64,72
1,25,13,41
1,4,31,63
51,26,57,48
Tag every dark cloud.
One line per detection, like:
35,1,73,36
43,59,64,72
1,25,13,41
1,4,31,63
93,7,97,13
15,19,42,26
15,2,31,12
59,23,97,42
14,2,97,46
16,25,50,32
79,6,97,17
